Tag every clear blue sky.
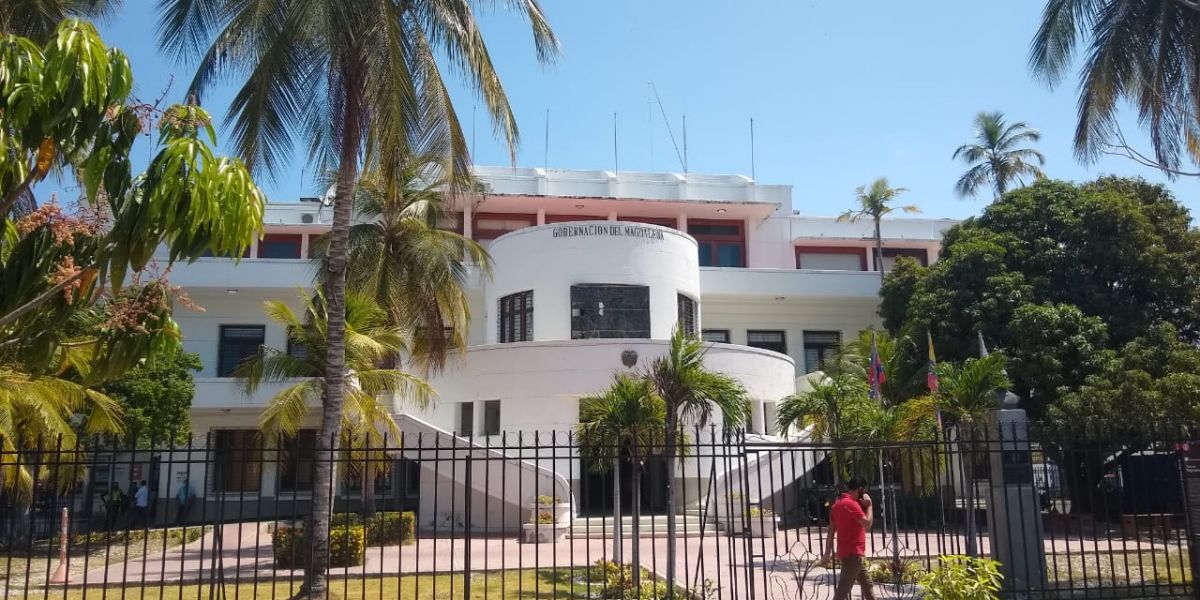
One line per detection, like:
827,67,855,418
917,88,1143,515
87,1,1199,220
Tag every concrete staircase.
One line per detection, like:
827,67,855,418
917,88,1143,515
568,510,718,539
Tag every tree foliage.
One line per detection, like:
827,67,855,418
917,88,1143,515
952,111,1045,199
99,348,200,446
882,177,1200,420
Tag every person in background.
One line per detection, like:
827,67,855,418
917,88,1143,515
102,484,125,530
175,481,192,524
132,480,149,527
821,479,876,600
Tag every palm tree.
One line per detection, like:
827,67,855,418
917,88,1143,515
837,178,919,282
645,326,750,592
900,353,1009,556
0,1,118,40
577,374,665,587
953,112,1046,199
235,292,433,517
158,3,556,591
336,162,491,373
1030,1,1200,176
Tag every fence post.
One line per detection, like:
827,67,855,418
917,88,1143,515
1177,444,1200,600
463,451,472,600
986,394,1046,598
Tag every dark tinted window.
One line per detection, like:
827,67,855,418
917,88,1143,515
702,329,730,343
571,284,651,339
257,234,303,259
677,294,698,337
277,430,316,493
803,330,842,373
212,430,261,492
499,291,534,343
747,330,787,354
218,325,264,377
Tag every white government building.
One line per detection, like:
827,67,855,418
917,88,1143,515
147,166,955,531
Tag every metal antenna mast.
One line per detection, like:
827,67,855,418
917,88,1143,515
650,82,687,174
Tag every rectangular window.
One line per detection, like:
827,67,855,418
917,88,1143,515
286,330,307,361
458,402,475,437
795,246,868,271
218,325,265,377
498,291,534,343
618,216,676,229
677,294,698,337
545,214,607,223
306,234,328,259
880,248,929,271
702,329,730,344
342,462,394,495
473,213,537,240
482,400,501,436
212,430,261,493
689,220,745,267
437,212,464,233
257,234,303,259
803,331,842,373
570,284,651,339
747,330,787,354
277,430,316,493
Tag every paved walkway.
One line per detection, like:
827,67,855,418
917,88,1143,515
32,522,1192,600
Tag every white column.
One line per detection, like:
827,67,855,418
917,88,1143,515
607,211,618,221
299,234,310,259
536,208,546,225
677,213,688,231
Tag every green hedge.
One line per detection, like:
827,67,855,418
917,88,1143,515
330,511,415,546
272,523,365,569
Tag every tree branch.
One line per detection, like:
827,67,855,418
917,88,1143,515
0,267,93,330
1101,127,1200,177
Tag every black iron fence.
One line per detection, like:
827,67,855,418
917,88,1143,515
0,426,1195,599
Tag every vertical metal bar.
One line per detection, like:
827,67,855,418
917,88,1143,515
462,442,472,600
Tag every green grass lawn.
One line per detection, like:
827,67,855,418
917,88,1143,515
1,527,209,588
13,569,603,600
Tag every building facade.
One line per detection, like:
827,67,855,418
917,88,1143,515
151,166,955,529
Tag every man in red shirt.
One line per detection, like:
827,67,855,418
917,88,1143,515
821,479,876,600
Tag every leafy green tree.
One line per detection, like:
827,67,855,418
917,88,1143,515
157,2,556,589
576,373,665,587
837,177,920,281
645,326,750,592
879,257,926,335
884,177,1200,417
335,162,491,373
236,292,433,517
1030,0,1200,176
0,21,262,502
952,111,1045,199
99,348,201,446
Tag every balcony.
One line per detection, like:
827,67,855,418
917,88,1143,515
699,267,882,299
193,378,308,408
167,258,317,291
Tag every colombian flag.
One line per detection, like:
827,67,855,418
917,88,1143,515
868,331,886,399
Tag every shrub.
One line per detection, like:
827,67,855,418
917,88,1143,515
917,555,1003,600
272,522,365,569
365,511,415,545
585,560,699,600
536,495,561,506
535,512,556,524
867,557,924,584
747,507,774,518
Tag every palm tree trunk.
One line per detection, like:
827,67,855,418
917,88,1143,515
874,217,884,283
303,63,363,600
663,410,678,593
612,455,623,564
631,457,642,589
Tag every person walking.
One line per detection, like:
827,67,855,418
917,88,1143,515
132,480,149,528
821,479,876,600
175,481,192,525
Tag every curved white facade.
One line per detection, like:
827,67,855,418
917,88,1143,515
485,221,699,342
415,339,796,432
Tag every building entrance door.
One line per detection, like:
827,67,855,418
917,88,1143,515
578,452,667,517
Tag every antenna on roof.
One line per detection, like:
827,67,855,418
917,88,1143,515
646,88,655,171
613,111,619,174
471,105,477,162
650,82,686,174
750,117,756,182
544,107,550,171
